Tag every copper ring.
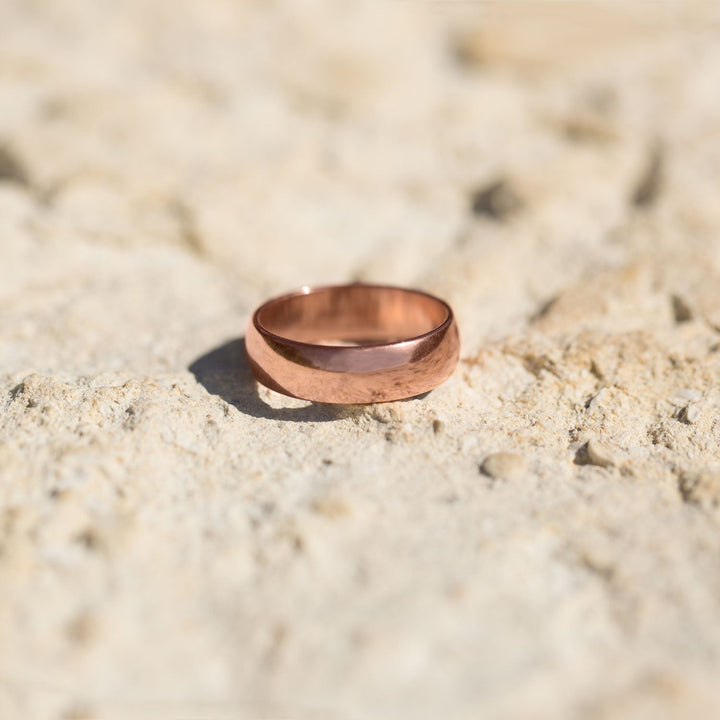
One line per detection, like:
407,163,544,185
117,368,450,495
245,283,460,404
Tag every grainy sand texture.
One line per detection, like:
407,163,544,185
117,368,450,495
2,1,720,718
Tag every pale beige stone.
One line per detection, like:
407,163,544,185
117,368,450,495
586,438,619,469
2,2,720,720
481,452,527,481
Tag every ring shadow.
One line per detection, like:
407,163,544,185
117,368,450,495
188,337,358,422
188,337,432,422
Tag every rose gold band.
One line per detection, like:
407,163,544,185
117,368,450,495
245,283,460,404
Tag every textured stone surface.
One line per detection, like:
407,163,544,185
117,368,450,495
2,2,720,719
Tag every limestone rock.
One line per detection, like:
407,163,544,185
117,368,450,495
480,452,527,481
2,2,720,719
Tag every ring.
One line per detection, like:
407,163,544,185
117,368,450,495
245,283,460,404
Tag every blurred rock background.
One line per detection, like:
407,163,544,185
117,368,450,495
1,1,720,718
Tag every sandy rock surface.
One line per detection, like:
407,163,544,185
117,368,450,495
2,1,720,718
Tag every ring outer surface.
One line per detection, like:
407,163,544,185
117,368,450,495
245,284,460,404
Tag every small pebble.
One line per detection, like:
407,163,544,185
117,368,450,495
480,452,526,481
680,403,701,424
586,438,617,468
587,387,608,411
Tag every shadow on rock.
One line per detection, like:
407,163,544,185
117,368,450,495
188,337,358,422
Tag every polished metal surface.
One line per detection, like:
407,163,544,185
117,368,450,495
245,283,460,404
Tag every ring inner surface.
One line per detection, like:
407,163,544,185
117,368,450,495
257,286,449,345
